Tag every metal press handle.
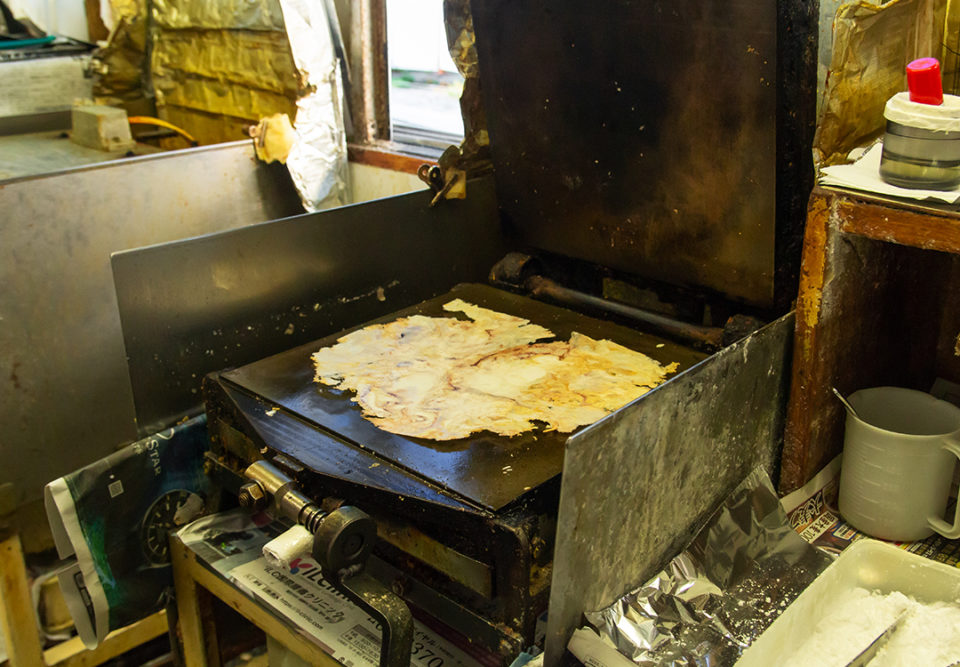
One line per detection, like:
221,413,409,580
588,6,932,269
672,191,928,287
240,460,413,667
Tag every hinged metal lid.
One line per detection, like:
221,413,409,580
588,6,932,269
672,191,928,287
472,0,778,306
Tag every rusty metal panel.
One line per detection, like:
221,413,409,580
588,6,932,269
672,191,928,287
0,142,303,511
471,0,778,306
544,314,794,664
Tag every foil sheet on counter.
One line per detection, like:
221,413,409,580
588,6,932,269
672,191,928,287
581,467,833,666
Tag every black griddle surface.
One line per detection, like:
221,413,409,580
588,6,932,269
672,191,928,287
221,283,707,511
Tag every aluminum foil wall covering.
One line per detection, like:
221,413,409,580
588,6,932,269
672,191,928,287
91,0,148,107
813,0,946,168
152,0,284,30
151,0,298,144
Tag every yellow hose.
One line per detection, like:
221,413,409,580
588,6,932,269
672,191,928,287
127,116,198,145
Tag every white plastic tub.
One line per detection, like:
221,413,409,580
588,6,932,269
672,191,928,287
737,539,960,665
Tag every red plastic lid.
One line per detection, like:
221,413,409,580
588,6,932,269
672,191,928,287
907,57,943,105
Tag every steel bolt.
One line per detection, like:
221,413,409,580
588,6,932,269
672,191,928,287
238,481,267,511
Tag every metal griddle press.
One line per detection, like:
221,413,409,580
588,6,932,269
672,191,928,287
110,1,814,663
202,283,706,664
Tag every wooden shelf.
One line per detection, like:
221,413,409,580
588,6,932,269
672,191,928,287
821,186,960,254
780,187,960,493
347,143,436,175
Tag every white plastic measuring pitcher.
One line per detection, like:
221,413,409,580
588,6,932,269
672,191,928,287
837,386,960,542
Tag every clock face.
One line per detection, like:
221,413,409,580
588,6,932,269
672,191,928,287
140,490,202,565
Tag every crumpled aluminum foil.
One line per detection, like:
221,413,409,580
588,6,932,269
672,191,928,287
278,0,349,213
585,467,833,666
153,0,285,31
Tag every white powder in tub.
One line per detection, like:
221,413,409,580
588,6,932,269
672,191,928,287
871,600,960,666
777,587,960,667
779,588,910,667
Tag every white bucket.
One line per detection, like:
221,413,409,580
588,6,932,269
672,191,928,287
837,386,960,541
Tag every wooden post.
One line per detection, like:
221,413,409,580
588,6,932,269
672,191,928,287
0,531,45,667
170,537,220,667
780,191,833,493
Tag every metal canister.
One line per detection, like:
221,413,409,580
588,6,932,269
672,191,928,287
879,91,960,190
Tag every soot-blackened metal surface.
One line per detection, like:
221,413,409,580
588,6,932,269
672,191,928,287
221,283,707,511
775,0,819,313
112,177,505,435
544,313,795,665
218,382,483,515
471,0,777,306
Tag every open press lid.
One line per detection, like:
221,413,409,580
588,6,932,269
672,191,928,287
471,0,781,308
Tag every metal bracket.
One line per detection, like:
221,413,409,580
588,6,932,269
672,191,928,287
417,146,467,207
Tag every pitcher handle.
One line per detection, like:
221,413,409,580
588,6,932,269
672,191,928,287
928,434,960,539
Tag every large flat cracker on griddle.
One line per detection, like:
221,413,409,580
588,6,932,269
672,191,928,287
312,299,678,440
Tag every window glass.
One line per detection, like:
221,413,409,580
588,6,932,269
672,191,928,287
386,0,465,154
